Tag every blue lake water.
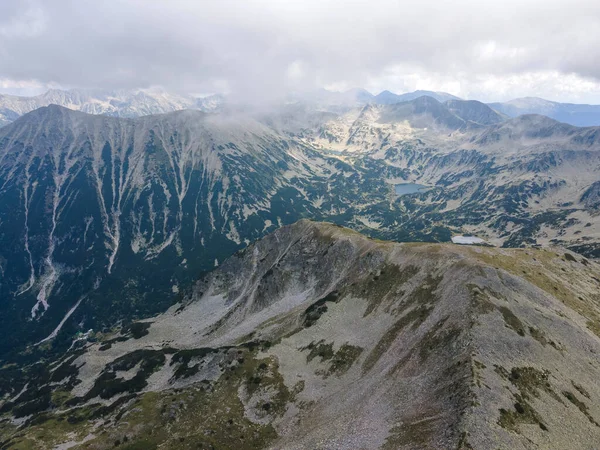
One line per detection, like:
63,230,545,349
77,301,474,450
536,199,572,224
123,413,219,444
394,183,431,196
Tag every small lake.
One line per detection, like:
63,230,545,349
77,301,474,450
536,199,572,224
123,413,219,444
394,183,431,196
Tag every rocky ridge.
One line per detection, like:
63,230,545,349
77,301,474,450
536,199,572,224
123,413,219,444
1,221,600,449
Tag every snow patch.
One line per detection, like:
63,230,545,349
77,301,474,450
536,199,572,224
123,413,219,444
452,236,486,245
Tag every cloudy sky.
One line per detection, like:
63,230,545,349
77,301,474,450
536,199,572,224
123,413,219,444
1,0,600,103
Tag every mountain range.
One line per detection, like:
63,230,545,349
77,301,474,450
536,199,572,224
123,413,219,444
1,220,599,448
371,89,461,105
0,95,598,359
489,97,600,127
4,88,600,127
0,89,224,126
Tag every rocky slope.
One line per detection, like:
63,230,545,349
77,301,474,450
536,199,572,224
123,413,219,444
1,221,599,449
445,99,506,126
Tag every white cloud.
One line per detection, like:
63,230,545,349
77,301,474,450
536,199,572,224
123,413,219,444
0,2,46,39
361,66,600,103
0,0,600,103
0,78,49,96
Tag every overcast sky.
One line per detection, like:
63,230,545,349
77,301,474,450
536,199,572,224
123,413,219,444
1,0,600,103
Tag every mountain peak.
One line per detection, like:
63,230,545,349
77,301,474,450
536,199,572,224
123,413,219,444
7,103,82,123
373,90,460,105
445,99,505,125
373,94,468,131
411,89,461,101
411,94,442,106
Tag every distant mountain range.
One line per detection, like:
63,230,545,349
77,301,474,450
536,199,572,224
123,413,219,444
290,88,463,108
3,88,600,127
373,89,461,104
488,97,600,127
304,90,600,127
0,88,224,125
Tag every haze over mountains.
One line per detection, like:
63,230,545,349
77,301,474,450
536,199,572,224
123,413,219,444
4,88,600,127
489,97,600,127
0,89,224,126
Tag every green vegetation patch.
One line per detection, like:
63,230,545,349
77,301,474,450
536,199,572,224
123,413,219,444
562,391,599,426
497,306,526,337
496,366,562,404
499,394,548,432
468,285,553,348
495,365,565,433
528,326,548,346
468,284,496,314
170,347,219,380
4,345,294,449
362,304,434,373
362,274,442,373
361,264,420,317
303,290,340,328
74,349,167,402
302,341,364,378
470,248,600,340
327,344,364,377
571,380,591,399
123,321,153,339
304,340,335,363
399,273,443,314
383,416,436,449
417,321,462,361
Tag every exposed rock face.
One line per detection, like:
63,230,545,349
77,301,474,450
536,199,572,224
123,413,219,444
2,221,599,449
